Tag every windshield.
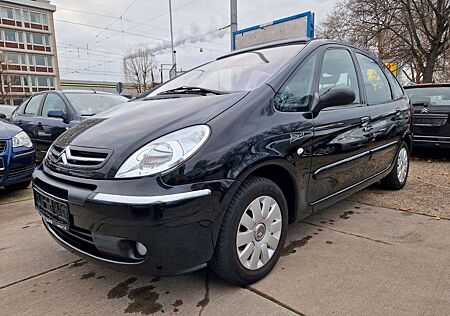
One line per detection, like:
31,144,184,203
64,93,128,115
0,105,16,116
149,44,305,96
405,87,450,106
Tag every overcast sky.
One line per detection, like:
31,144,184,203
52,0,338,83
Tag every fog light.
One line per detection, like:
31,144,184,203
136,242,147,256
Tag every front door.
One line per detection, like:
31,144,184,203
308,47,372,204
38,93,71,160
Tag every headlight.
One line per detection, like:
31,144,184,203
12,131,32,148
115,125,210,178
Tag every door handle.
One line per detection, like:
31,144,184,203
360,116,370,125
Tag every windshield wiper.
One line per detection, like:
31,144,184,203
157,86,228,96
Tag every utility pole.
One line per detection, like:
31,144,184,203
168,0,176,75
230,0,237,50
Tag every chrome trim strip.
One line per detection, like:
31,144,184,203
44,222,142,265
414,135,450,140
370,141,398,153
311,167,389,205
313,141,398,177
93,189,212,205
13,150,35,158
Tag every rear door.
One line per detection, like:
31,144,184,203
355,53,404,175
308,46,372,204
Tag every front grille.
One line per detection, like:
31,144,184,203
50,223,98,254
8,165,34,178
0,141,6,154
48,145,110,168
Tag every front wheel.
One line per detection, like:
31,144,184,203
209,177,288,286
380,142,409,190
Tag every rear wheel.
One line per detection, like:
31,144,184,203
209,177,288,286
5,179,31,191
380,142,409,190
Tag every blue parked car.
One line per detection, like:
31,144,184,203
0,119,35,191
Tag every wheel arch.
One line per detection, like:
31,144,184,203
235,159,300,223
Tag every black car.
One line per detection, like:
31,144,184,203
10,90,128,161
404,83,450,148
0,120,35,190
32,39,412,285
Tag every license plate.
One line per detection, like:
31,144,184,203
34,188,70,231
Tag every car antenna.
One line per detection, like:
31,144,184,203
90,88,97,94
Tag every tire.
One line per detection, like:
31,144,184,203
380,142,409,190
5,179,31,191
209,176,288,286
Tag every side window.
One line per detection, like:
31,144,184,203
16,99,29,114
383,67,404,100
356,53,392,104
24,94,44,115
42,94,67,117
319,49,360,104
274,53,318,112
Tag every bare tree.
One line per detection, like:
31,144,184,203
319,0,450,83
123,46,158,94
0,53,11,104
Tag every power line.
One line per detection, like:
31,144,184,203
54,18,228,53
90,0,202,46
85,0,139,45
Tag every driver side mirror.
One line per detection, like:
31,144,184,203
312,86,356,115
0,113,6,120
47,110,69,123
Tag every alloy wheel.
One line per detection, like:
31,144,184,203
397,147,408,184
236,196,282,270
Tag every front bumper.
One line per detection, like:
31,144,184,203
32,165,235,275
0,139,35,187
413,135,450,148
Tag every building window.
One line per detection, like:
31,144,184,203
23,10,29,23
32,33,43,45
23,75,29,87
26,32,31,44
4,29,16,42
2,7,14,20
7,52,20,64
37,75,48,87
30,11,41,24
10,75,21,86
47,56,53,67
42,13,48,25
35,55,46,66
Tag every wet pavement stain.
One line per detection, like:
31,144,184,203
0,247,10,251
80,271,96,280
124,285,162,315
107,277,138,299
325,241,333,244
281,235,312,256
172,299,183,313
96,275,106,279
196,270,210,316
340,210,355,219
21,225,30,229
68,261,87,268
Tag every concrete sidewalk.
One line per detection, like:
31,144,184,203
0,199,449,315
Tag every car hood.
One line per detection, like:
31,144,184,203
54,92,248,154
0,119,22,139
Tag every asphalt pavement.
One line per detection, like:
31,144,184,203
1,198,449,316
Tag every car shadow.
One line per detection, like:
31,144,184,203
411,146,450,162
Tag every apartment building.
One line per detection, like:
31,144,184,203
0,0,59,105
